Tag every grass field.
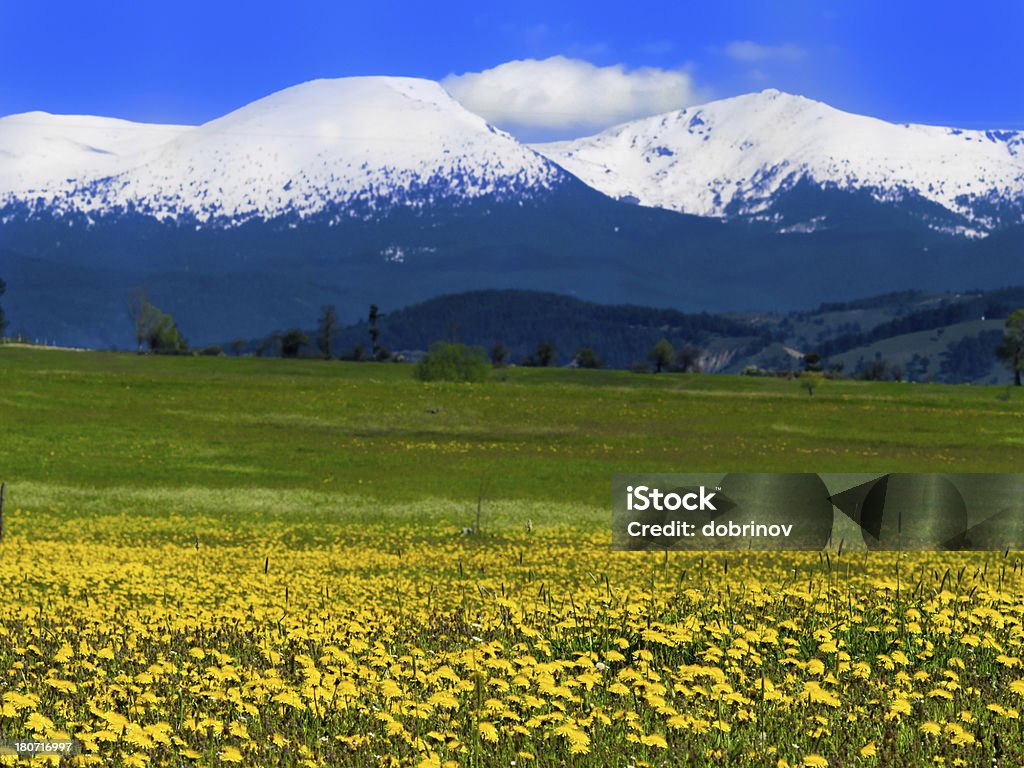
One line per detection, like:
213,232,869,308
1,347,1023,767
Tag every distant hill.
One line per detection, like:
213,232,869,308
734,287,1024,383
235,286,1024,383
314,289,773,369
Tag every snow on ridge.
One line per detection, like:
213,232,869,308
532,89,1024,228
0,112,192,195
1,77,567,224
6,83,1024,229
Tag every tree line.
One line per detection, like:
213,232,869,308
0,278,7,339
2,279,1022,386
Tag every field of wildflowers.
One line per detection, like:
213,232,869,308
1,348,1022,766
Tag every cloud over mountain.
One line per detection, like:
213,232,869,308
442,56,702,139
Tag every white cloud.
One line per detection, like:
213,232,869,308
442,56,702,138
725,41,806,62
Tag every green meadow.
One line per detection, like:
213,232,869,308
3,347,1024,768
1,346,1021,537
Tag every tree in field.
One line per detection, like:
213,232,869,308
574,347,603,369
803,353,823,373
859,357,889,381
537,341,556,367
142,304,187,354
127,288,186,354
648,338,674,373
997,309,1024,386
127,286,149,353
0,277,8,338
256,332,282,357
490,341,510,369
368,304,382,358
316,305,340,359
799,372,823,396
280,329,310,358
414,342,489,382
673,345,703,373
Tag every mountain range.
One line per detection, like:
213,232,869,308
1,77,1022,348
535,89,1024,235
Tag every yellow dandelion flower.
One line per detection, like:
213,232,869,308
219,746,244,763
945,724,975,746
886,697,912,720
25,712,55,733
666,715,689,730
803,755,828,768
553,722,590,754
44,677,77,693
642,733,668,749
478,721,498,743
859,742,877,757
271,691,305,710
427,691,459,710
2,692,38,713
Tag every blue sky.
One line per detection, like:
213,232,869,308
2,1,1022,140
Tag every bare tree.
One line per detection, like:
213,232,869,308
0,277,8,338
127,286,149,353
316,305,340,359
368,304,383,358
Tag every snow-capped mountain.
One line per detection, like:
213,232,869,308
0,77,568,224
4,80,1024,350
0,113,189,196
533,89,1024,234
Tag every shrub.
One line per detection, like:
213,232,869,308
574,347,603,369
280,329,310,358
414,342,490,382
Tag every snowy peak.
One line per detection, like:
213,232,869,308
1,77,568,224
6,83,1024,232
533,89,1024,231
0,112,189,195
